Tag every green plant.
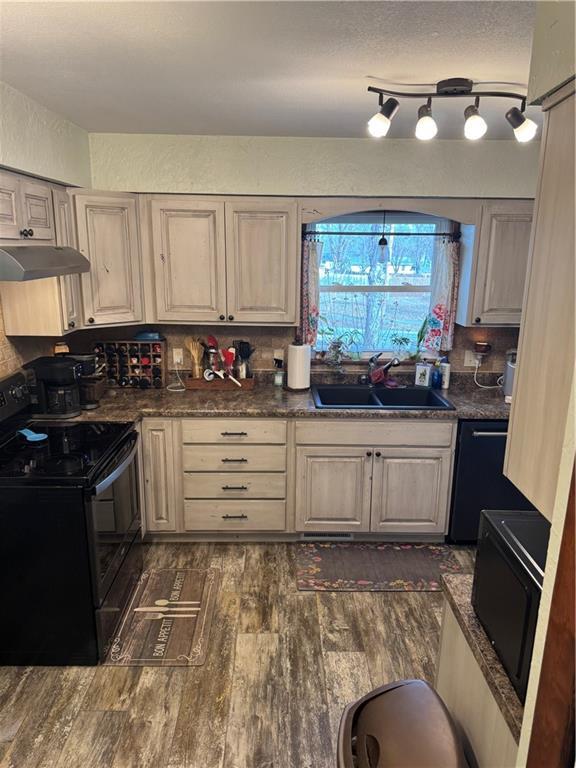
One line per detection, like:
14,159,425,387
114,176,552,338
408,317,429,362
390,333,412,357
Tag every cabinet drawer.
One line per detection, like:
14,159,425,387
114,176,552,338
182,444,286,472
295,420,454,447
182,418,286,444
184,472,286,499
184,501,286,531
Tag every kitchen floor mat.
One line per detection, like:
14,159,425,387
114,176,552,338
106,568,219,666
296,542,472,591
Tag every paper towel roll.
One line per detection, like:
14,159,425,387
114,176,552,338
287,344,311,390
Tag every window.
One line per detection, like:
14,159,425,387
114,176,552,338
308,211,445,355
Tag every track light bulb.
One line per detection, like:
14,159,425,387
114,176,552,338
464,104,488,140
506,107,538,143
415,102,437,140
367,98,399,138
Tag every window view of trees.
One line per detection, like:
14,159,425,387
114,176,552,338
313,216,437,353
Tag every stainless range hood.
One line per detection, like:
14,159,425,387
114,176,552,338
0,245,90,281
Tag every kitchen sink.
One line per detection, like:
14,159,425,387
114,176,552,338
311,384,455,411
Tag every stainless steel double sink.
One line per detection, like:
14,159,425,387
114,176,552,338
311,384,454,411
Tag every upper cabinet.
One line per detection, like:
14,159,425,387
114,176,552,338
147,196,299,325
53,189,82,332
151,199,227,322
505,86,575,521
456,200,533,326
0,187,81,336
225,200,299,324
74,193,143,326
0,170,54,241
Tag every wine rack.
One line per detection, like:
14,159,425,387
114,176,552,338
93,339,166,389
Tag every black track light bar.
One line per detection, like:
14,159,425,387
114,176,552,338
368,82,527,113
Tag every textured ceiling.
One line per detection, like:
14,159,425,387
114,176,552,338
0,1,538,138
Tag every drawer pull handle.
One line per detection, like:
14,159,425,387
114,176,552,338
221,457,248,463
222,485,248,491
222,514,248,520
472,431,508,438
221,431,248,437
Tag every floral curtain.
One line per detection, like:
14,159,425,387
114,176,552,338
423,236,460,352
299,237,323,347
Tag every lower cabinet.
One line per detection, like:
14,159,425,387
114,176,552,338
295,447,373,532
294,421,455,535
142,419,177,532
370,448,453,534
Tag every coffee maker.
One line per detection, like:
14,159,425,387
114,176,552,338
26,357,83,418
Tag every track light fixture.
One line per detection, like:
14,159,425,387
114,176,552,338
464,97,488,140
505,107,538,143
366,77,537,142
367,97,400,137
415,98,438,140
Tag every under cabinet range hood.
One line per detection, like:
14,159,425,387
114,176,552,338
0,245,90,281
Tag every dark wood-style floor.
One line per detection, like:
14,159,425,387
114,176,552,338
0,543,470,768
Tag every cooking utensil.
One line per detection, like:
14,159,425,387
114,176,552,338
140,613,198,620
186,337,204,379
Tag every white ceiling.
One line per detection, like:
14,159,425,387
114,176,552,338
0,1,538,139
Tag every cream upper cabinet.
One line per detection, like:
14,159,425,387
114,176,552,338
295,446,372,532
0,171,21,239
456,200,533,326
151,199,227,322
53,189,82,332
19,180,55,240
0,187,80,336
370,448,452,534
75,193,143,326
505,87,575,521
225,199,299,324
0,170,55,241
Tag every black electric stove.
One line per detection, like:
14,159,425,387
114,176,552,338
0,370,142,665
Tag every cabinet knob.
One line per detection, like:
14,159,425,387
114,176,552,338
375,451,381,457
366,451,373,457
88,317,95,324
219,314,225,321
27,229,34,237
474,317,481,324
68,321,75,328
20,229,29,238
228,315,234,321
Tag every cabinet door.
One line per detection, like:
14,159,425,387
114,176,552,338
53,189,82,333
505,90,575,520
295,446,372,532
0,171,21,239
20,180,55,240
225,199,298,323
473,203,533,325
142,420,177,532
151,199,226,322
370,448,452,534
75,194,143,325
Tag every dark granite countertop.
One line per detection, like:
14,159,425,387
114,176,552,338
72,377,510,423
442,574,523,742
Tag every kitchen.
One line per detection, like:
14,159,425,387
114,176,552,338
0,2,573,767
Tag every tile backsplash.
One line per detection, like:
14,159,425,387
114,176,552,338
69,322,519,375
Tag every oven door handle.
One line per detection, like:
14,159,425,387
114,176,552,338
93,434,139,497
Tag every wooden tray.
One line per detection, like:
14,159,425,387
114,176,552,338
185,376,256,391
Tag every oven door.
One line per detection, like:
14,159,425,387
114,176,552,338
86,430,141,605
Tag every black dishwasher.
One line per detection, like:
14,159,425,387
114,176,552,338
448,420,534,542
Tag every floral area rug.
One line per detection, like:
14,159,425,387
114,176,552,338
296,542,467,591
105,568,219,666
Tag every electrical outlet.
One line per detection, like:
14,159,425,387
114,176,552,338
172,348,183,366
464,350,479,367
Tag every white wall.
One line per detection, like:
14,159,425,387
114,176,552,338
0,81,91,186
89,133,539,198
528,0,576,104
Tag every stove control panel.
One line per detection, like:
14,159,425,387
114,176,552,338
0,372,30,421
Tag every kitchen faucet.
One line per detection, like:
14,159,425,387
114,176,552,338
358,353,400,384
